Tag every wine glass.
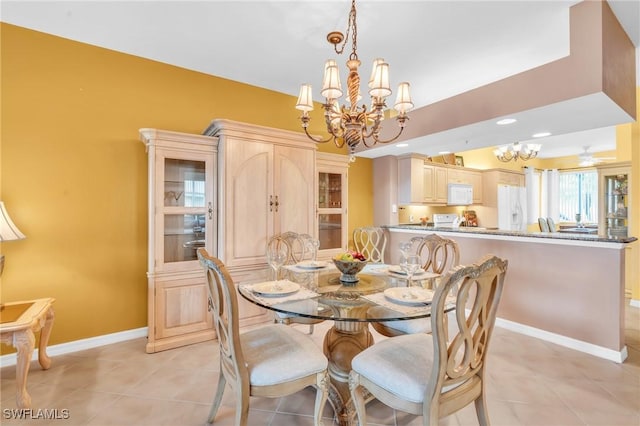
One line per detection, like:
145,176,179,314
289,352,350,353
399,241,412,263
401,254,421,287
266,243,288,282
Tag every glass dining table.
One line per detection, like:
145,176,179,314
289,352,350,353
237,262,453,426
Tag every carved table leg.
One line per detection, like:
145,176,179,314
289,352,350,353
323,321,374,426
13,329,36,409
37,307,55,370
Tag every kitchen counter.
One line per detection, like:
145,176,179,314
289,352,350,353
385,226,635,363
387,224,637,244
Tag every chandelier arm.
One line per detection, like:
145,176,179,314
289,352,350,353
371,125,406,145
302,126,335,144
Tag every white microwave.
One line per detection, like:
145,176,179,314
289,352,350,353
447,183,473,205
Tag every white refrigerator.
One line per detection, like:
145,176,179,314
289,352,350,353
497,185,527,231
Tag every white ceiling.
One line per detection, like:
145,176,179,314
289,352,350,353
2,0,638,160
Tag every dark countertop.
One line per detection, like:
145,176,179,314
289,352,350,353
385,224,637,244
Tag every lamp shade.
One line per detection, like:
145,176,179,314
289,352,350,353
295,84,314,112
368,58,385,88
321,61,343,99
368,62,391,98
0,202,26,241
394,82,414,114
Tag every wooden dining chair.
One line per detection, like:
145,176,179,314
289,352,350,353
196,248,329,426
370,234,460,338
268,232,325,334
353,226,387,263
350,255,508,426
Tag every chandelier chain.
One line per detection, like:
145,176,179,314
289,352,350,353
333,0,358,59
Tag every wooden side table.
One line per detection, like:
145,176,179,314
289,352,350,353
0,298,55,408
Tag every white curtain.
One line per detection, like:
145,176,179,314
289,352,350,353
524,166,539,224
540,169,559,220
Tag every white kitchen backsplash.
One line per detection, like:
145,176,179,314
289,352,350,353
398,205,469,224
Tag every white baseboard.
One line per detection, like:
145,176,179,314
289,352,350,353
0,327,148,368
495,318,627,363
630,299,640,308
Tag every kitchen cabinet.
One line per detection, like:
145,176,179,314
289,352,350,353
139,128,218,353
204,119,316,269
398,154,482,205
447,168,483,204
397,154,448,204
397,154,427,204
482,169,525,208
423,164,448,203
597,162,631,237
317,152,349,259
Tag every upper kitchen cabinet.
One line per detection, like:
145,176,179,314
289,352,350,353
597,162,631,238
447,168,483,204
397,154,426,204
317,152,349,259
482,169,525,208
204,119,316,269
139,128,218,353
423,164,448,203
398,154,480,204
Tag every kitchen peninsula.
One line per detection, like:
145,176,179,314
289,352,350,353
385,225,636,363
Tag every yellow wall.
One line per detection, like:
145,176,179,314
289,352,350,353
0,24,372,348
1,23,636,350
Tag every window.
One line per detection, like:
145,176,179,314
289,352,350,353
557,170,598,223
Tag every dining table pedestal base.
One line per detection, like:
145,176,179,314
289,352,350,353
323,320,374,426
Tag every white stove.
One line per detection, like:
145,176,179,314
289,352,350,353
433,213,459,228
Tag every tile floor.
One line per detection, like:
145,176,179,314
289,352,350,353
1,303,639,426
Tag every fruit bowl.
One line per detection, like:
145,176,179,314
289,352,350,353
332,258,368,284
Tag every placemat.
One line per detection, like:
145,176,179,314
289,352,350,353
362,292,431,315
240,282,319,307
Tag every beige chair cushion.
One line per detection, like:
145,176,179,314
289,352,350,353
241,324,327,386
352,333,433,403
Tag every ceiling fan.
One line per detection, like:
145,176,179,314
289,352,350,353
578,146,615,166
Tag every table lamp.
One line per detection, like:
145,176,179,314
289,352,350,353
0,202,26,309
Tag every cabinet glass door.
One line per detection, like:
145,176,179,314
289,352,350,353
163,158,210,264
319,172,342,208
603,173,628,237
319,213,343,250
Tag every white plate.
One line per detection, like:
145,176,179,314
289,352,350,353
251,281,300,297
384,287,434,305
388,265,426,276
296,260,328,269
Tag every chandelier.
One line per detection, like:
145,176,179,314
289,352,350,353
295,0,413,161
494,142,541,162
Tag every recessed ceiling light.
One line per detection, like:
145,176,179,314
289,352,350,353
438,151,451,155
532,132,551,138
396,143,409,147
496,118,517,125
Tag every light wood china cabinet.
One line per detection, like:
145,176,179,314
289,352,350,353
316,152,349,259
203,120,317,325
139,129,218,353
